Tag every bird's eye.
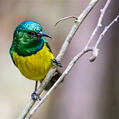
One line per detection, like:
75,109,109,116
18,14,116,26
27,31,37,36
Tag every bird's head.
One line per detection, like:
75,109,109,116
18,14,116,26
12,21,52,56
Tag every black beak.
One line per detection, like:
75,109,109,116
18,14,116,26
38,31,52,39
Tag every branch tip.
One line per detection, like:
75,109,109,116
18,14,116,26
89,48,99,62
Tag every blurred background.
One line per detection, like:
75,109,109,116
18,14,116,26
0,0,119,119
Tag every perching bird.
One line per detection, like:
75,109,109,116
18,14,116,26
10,21,61,100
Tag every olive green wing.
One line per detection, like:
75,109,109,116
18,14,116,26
44,40,52,53
9,47,16,65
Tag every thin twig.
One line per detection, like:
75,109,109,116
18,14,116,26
25,48,93,119
84,0,111,62
55,16,78,26
94,15,119,48
17,0,99,119
85,0,111,50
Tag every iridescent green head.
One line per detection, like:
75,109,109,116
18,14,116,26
10,21,52,56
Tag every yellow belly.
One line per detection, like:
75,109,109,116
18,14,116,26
12,44,54,81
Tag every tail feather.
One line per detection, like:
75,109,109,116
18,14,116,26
45,70,61,90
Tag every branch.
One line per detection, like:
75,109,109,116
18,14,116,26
94,15,119,48
85,0,111,50
86,0,112,62
25,0,118,118
56,0,99,61
18,0,99,119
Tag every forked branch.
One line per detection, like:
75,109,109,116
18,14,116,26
26,0,119,118
18,0,99,119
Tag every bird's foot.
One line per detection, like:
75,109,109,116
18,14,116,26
31,92,41,101
52,59,62,67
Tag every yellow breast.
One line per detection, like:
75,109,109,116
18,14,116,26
12,44,54,81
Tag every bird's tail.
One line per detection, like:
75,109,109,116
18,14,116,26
44,70,61,90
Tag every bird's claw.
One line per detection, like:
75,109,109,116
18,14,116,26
31,92,41,101
52,59,62,67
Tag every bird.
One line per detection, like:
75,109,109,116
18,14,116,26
9,21,62,100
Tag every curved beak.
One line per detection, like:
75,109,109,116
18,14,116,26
39,31,52,39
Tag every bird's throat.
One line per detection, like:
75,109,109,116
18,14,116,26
15,38,44,56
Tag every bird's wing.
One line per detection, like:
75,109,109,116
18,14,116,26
9,47,16,65
46,42,52,53
43,39,52,53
